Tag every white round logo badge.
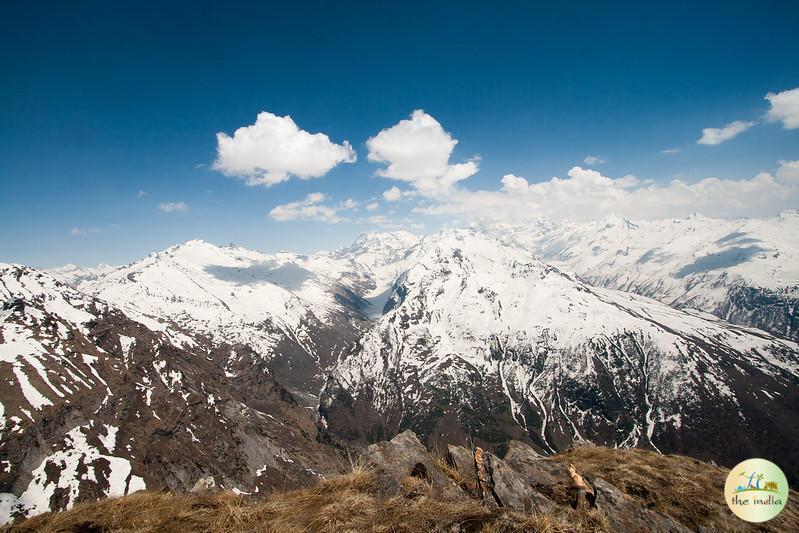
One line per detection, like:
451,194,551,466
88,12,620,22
725,458,789,523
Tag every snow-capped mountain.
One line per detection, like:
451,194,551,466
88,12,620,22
0,264,346,524
50,234,421,402
319,230,799,479
59,239,374,404
327,230,419,293
486,211,799,339
46,263,118,288
323,230,420,316
4,218,799,521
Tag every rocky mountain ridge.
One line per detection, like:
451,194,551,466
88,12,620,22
319,230,799,480
0,264,347,524
484,211,799,339
2,213,798,523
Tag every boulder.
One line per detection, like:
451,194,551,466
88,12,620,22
445,444,479,495
505,439,542,460
503,441,573,505
445,445,477,480
484,451,556,513
446,443,554,513
190,475,218,495
593,477,691,533
359,430,465,500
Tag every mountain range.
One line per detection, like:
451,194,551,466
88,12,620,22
1,212,797,523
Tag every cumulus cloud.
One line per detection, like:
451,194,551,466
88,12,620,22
159,202,188,213
214,112,356,187
70,227,102,236
383,186,404,202
136,190,147,198
697,120,754,145
362,214,424,231
367,110,479,197
417,161,799,223
366,202,380,212
776,159,799,182
269,193,356,223
583,155,605,165
500,174,530,192
766,86,799,129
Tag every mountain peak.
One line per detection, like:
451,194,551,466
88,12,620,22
599,213,639,229
779,208,799,220
175,238,215,249
350,230,419,248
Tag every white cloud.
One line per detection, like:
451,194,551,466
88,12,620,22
417,162,799,223
367,110,479,197
159,202,188,213
383,186,403,202
660,148,681,155
766,86,799,129
362,214,424,231
70,227,102,236
583,155,605,165
136,190,147,198
269,193,357,223
365,214,388,224
776,159,799,182
500,174,530,192
366,202,380,212
697,120,754,145
214,112,356,187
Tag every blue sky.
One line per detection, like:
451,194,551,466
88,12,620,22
1,1,798,267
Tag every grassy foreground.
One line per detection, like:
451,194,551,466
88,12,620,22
554,446,799,532
1,466,604,533
3,447,797,532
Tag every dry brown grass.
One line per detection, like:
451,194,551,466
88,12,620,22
3,465,606,533
12,446,796,532
552,445,799,532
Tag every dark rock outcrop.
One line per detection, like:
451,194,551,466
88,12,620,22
359,430,466,500
482,451,555,513
503,440,574,505
593,477,691,532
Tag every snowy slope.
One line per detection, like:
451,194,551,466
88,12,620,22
0,264,346,524
0,265,146,521
326,231,419,294
18,222,798,510
485,211,799,338
320,230,799,476
64,240,372,400
47,263,118,288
